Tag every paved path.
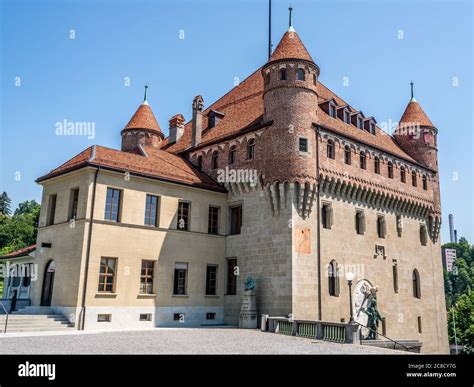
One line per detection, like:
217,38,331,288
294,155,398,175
0,328,406,354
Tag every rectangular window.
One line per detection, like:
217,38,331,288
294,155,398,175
396,215,403,237
377,215,386,238
177,201,190,231
140,260,155,294
139,313,152,321
69,188,79,220
98,257,117,293
105,188,121,222
144,194,159,227
355,210,365,235
420,225,428,246
206,265,218,295
47,194,57,226
322,203,333,229
393,264,399,293
97,314,111,322
381,317,387,336
206,312,216,320
229,205,243,235
417,316,422,334
226,258,237,295
208,206,219,235
173,263,188,295
299,138,308,152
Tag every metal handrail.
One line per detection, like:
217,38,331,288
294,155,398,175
0,301,9,333
354,321,417,352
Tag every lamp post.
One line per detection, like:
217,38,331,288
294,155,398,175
345,272,355,323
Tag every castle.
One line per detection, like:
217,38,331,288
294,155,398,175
25,21,447,352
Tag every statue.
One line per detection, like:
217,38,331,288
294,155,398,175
244,276,256,291
360,287,383,340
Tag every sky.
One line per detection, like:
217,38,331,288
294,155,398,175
1,0,472,244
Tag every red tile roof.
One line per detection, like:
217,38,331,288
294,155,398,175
0,244,36,259
160,68,420,165
269,30,314,63
123,102,164,137
37,145,225,192
161,67,265,153
399,99,435,128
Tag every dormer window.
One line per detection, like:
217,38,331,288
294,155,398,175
208,115,218,129
369,122,376,134
207,110,225,129
364,118,376,134
357,116,363,129
297,68,305,81
329,103,336,118
344,110,351,124
279,68,287,81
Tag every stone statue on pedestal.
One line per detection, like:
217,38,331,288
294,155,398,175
239,276,257,329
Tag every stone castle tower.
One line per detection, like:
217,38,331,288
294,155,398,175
394,88,442,240
121,87,164,151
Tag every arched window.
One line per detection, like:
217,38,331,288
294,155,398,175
327,140,335,159
313,73,317,86
297,68,305,81
359,151,366,169
229,145,237,165
328,260,340,297
388,162,394,179
279,68,287,81
321,203,333,229
374,157,380,174
211,151,219,170
400,166,406,183
344,145,351,165
196,156,203,171
412,171,417,187
422,175,427,190
246,138,255,160
412,269,421,299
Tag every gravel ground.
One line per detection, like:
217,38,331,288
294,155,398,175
0,328,406,354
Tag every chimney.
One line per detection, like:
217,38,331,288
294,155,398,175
448,214,455,243
191,95,204,147
169,114,185,144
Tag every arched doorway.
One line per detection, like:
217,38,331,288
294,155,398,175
41,260,56,306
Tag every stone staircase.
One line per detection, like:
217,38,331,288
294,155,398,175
0,307,75,333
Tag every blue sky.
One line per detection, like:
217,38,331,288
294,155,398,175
1,0,472,243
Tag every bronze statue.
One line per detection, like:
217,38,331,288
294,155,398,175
360,287,382,340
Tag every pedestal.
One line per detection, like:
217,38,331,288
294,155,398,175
239,289,257,329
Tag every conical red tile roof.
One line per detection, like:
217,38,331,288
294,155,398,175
124,102,163,137
399,99,434,128
269,30,314,63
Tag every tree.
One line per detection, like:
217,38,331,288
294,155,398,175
0,192,12,215
447,291,474,353
443,237,474,353
0,199,41,255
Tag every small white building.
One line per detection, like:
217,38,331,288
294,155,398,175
0,244,36,313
